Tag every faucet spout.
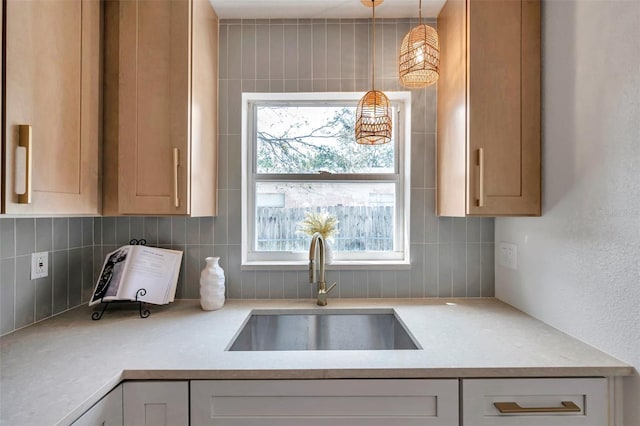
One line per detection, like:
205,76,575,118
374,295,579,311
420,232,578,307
308,232,336,306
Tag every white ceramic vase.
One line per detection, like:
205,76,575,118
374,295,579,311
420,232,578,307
324,241,334,264
200,257,225,311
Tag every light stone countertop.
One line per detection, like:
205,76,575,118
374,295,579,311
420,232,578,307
0,298,632,425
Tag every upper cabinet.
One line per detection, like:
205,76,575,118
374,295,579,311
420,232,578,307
2,0,101,215
103,0,219,216
436,0,541,216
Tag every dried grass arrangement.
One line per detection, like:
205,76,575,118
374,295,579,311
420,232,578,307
297,211,339,241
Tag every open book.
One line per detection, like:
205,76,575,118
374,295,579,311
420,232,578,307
89,245,183,306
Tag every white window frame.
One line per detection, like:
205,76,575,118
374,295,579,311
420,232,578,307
241,92,411,268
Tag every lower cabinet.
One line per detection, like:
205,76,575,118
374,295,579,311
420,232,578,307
122,381,189,426
72,385,123,426
72,377,612,426
462,378,607,426
190,379,459,426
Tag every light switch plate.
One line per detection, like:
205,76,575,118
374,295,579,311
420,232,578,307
31,252,48,279
498,242,518,270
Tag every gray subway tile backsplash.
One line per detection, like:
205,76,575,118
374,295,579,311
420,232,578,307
367,270,383,299
381,271,397,298
241,270,256,299
81,246,94,303
481,243,496,297
241,24,256,80
15,255,34,329
396,270,411,298
157,217,172,246
36,218,53,252
68,248,83,308
129,217,144,242
142,217,159,246
82,217,94,247
466,218,482,243
53,250,69,315
283,271,299,299
453,218,467,244
69,218,83,249
115,216,131,246
102,217,116,245
466,243,482,297
35,274,53,322
171,217,187,245
15,218,35,257
254,274,269,299
1,219,16,259
437,243,453,297
0,258,16,334
53,218,69,251
452,243,467,297
0,19,495,336
424,244,438,297
268,271,284,300
269,24,285,80
93,217,102,245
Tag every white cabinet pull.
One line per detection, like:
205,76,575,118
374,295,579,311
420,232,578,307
494,401,581,414
15,125,32,204
173,148,180,208
476,147,484,207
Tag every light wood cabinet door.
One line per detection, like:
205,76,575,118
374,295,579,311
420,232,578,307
72,384,123,426
122,381,189,426
3,0,100,215
104,0,218,216
437,0,540,217
191,379,459,425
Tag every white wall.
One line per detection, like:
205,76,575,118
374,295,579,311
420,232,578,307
496,0,640,424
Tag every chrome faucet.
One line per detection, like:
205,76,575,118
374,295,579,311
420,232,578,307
308,232,337,306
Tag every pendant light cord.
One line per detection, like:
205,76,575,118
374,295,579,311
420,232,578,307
371,0,376,92
419,0,423,24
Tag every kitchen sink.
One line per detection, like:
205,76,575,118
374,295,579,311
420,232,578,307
227,309,420,351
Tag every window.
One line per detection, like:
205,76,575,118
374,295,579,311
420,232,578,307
241,92,411,266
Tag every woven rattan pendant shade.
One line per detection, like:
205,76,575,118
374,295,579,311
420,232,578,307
356,90,392,145
355,0,392,145
399,0,440,88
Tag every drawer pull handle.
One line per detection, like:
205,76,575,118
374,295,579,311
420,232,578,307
476,147,484,207
173,147,180,208
494,401,581,414
15,125,33,204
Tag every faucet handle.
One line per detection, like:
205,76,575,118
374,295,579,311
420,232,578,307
326,282,337,294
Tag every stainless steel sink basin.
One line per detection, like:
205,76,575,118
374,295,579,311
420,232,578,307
227,309,420,351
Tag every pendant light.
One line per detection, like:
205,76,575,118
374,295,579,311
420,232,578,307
355,0,392,145
399,0,440,88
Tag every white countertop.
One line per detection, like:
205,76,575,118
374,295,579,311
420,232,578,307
0,298,632,425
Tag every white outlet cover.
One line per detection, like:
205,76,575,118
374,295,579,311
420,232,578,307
498,242,518,270
31,252,49,280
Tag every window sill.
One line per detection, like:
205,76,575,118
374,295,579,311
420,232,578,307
241,260,411,271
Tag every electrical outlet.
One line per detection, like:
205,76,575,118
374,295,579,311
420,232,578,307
498,242,518,270
31,252,48,279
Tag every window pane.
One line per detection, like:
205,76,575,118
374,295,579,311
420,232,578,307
256,106,395,174
255,182,395,252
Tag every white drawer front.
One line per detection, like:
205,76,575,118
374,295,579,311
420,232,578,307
462,378,607,426
191,379,458,426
